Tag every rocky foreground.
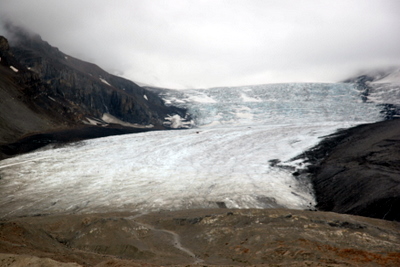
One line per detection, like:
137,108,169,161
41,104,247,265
1,209,399,266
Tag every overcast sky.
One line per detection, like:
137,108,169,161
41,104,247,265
1,0,399,89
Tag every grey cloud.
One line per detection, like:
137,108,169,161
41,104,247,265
1,0,399,89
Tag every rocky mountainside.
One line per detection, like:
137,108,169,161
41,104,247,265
6,26,187,126
342,67,400,119
0,26,188,159
0,35,79,144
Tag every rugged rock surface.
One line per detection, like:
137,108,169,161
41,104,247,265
0,36,81,144
0,254,81,267
298,119,400,221
0,26,188,159
1,209,399,266
6,25,187,127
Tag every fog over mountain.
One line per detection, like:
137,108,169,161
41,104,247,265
1,0,400,89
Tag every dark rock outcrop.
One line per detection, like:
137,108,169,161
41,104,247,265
299,119,400,221
0,36,81,144
0,26,189,159
6,25,187,127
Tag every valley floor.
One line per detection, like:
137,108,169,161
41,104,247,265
0,208,399,266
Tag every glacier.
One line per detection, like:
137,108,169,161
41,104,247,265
0,83,386,218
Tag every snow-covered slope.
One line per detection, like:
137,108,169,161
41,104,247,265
0,83,388,217
342,67,400,106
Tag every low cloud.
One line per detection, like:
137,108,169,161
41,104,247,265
1,0,399,89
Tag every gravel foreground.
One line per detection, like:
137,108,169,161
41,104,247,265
1,209,399,266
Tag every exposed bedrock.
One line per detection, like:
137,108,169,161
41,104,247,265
301,119,400,221
6,26,187,127
0,27,188,158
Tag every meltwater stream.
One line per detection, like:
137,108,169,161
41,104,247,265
0,83,384,217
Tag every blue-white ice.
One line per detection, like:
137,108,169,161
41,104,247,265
0,83,385,217
158,83,381,128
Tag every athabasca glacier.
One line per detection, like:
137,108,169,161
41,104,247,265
0,83,385,217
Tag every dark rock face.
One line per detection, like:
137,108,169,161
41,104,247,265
0,26,189,158
300,119,400,221
0,125,158,158
0,36,10,51
6,25,187,127
0,36,81,144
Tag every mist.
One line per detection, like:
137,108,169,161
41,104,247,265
1,0,400,89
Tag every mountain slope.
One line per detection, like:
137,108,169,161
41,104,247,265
0,36,80,144
342,67,400,119
0,26,189,158
300,118,400,221
6,25,187,127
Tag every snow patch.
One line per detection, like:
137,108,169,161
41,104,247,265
371,69,400,84
99,77,111,86
102,113,153,128
64,56,68,60
366,83,400,105
163,114,192,128
144,94,148,100
83,117,105,126
10,66,18,72
188,93,216,103
240,93,261,102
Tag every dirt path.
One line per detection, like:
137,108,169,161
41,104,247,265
128,213,204,264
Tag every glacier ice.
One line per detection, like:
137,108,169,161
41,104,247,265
159,83,382,127
0,83,387,217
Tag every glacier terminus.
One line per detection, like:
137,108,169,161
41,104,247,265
0,83,389,217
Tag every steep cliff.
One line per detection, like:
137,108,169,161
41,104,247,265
6,25,187,127
0,35,80,144
0,26,189,158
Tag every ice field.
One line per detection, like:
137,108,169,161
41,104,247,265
0,83,386,217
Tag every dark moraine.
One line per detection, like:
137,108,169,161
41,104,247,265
0,124,160,159
298,118,400,221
